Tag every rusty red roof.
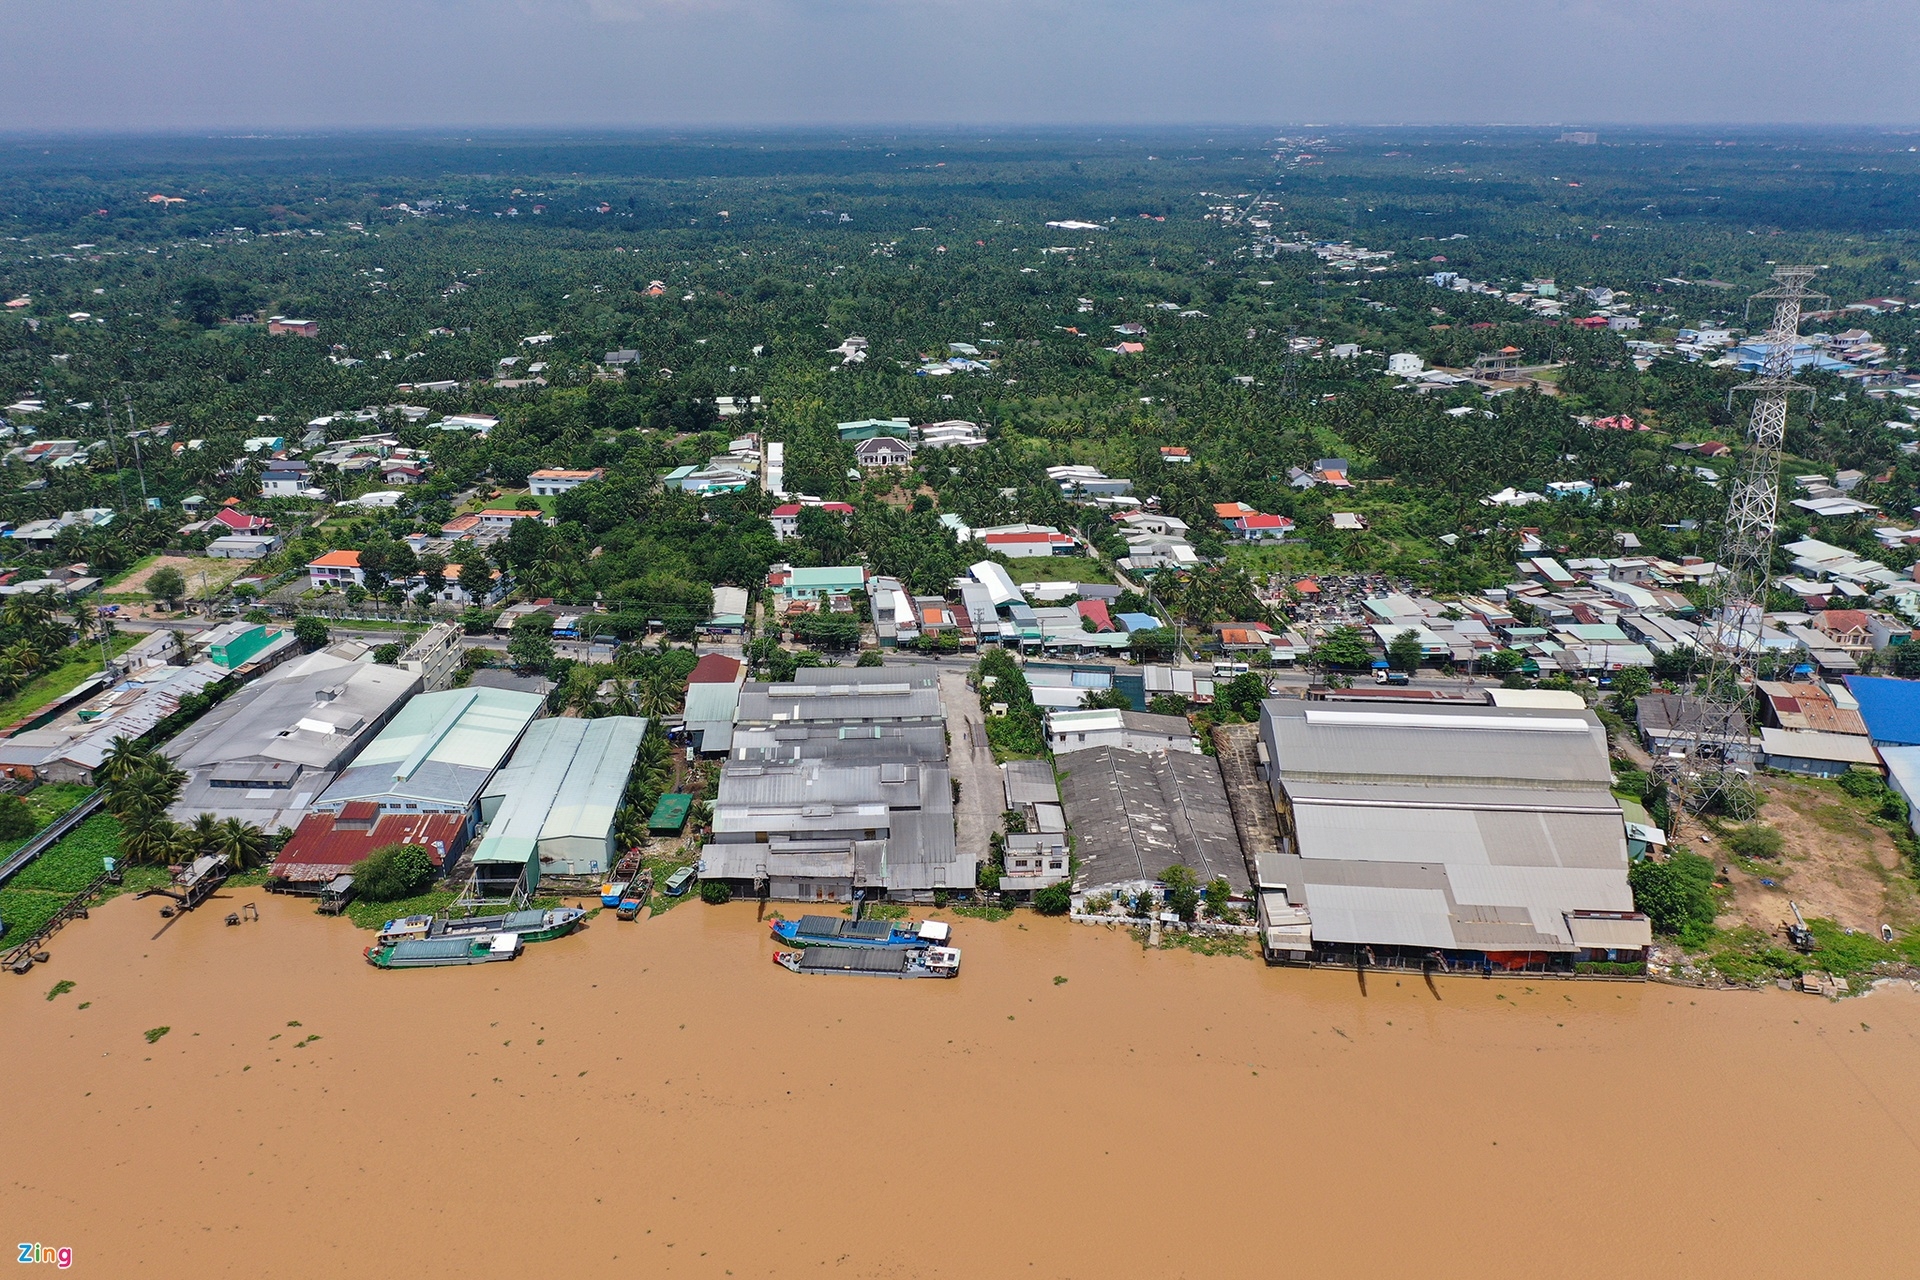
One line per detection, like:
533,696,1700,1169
271,810,466,883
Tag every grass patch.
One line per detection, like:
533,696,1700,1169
949,902,1012,922
1001,557,1113,585
0,783,95,864
863,902,909,921
1806,917,1900,981
144,1026,170,1044
45,979,74,1000
640,852,699,915
1161,930,1258,959
103,554,160,589
0,633,140,726
344,889,458,930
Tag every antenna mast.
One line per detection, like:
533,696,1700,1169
1661,265,1823,821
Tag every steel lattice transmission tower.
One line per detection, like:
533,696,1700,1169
1662,266,1824,820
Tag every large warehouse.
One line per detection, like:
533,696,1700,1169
471,716,648,893
312,686,544,819
1056,745,1248,898
165,650,422,831
1255,700,1642,970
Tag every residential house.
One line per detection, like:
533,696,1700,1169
983,528,1079,559
854,436,914,468
1159,446,1192,463
260,460,313,498
527,467,606,496
205,534,282,559
917,419,988,449
268,317,318,337
768,500,854,542
768,564,867,603
1812,609,1876,659
308,549,365,590
477,508,544,535
381,463,427,486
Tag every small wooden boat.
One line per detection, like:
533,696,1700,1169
600,881,628,908
773,943,961,979
770,915,950,950
366,933,522,968
662,866,695,897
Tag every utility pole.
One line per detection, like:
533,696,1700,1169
1660,266,1823,826
124,396,148,507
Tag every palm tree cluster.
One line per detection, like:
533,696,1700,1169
0,594,98,700
99,737,270,869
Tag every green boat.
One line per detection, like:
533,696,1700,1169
365,933,523,968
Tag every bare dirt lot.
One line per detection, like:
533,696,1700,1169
1715,776,1918,940
106,555,250,608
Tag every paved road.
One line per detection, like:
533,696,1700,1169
938,667,999,872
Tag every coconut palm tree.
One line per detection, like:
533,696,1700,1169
606,678,641,719
211,817,269,871
2,640,44,678
2,593,52,632
96,736,152,788
67,598,97,641
638,670,682,718
186,812,221,855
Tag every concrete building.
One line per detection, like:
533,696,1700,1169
1047,707,1197,757
399,622,463,693
311,686,544,820
1255,700,1641,969
527,467,605,496
472,716,647,892
1057,745,1248,898
308,549,365,590
165,652,423,831
205,534,283,559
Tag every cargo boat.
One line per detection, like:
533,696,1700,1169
773,944,961,979
770,915,950,950
366,933,522,968
375,907,586,947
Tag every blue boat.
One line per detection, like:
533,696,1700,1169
770,915,951,950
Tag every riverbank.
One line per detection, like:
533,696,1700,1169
6,891,1920,1278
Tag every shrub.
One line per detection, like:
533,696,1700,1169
1629,851,1717,944
1838,770,1887,800
1161,863,1199,922
1724,824,1784,860
0,794,36,842
351,843,436,902
699,880,731,905
1033,882,1072,915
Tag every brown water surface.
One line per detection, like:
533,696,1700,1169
6,893,1920,1278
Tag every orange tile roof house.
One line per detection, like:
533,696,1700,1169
308,549,364,589
477,508,545,532
527,467,606,496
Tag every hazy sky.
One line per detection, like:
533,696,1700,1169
1,0,1915,132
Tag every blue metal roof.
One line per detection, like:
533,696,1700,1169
1844,676,1920,745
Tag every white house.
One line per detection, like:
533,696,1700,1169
1387,353,1425,376
260,460,312,497
308,549,365,589
527,467,606,497
1046,708,1198,757
854,437,914,468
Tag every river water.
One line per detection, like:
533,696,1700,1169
5,892,1920,1278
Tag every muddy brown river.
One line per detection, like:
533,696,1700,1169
6,892,1920,1278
